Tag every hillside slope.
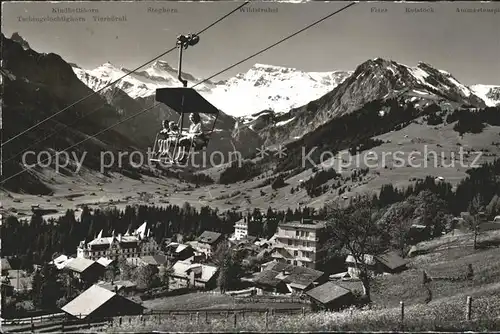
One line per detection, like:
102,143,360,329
1,33,149,193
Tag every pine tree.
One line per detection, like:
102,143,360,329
31,269,44,307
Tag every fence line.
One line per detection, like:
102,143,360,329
3,295,497,333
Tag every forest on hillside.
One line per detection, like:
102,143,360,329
218,103,500,184
3,158,500,273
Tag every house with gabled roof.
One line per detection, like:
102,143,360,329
306,281,355,311
165,242,195,262
252,260,327,294
61,285,144,319
171,260,219,289
96,257,114,268
64,257,105,284
345,251,409,278
188,231,223,258
50,255,75,270
252,269,289,294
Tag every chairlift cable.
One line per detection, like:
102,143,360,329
1,2,355,184
3,86,122,165
191,2,356,89
2,1,250,147
1,103,160,186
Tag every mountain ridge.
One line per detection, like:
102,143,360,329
72,55,499,149
72,60,353,118
251,57,497,147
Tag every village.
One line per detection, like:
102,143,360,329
3,206,499,333
0,215,410,317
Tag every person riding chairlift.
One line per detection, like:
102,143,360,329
159,120,179,153
176,113,206,163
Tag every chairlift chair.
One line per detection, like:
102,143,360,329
150,33,219,167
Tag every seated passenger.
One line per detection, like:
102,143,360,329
176,113,206,162
159,120,170,137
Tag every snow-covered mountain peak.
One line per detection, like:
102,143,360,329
350,58,481,105
143,60,178,79
205,64,352,116
152,60,174,69
249,63,298,73
72,60,211,99
94,62,125,76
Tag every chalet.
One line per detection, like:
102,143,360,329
64,258,105,284
375,251,409,273
50,255,74,270
306,282,355,311
345,251,408,278
171,260,218,290
61,285,144,320
198,231,222,246
188,231,223,258
96,257,114,268
253,261,326,294
408,224,429,243
253,269,289,294
279,266,327,293
164,242,194,261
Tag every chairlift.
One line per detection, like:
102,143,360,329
150,33,219,167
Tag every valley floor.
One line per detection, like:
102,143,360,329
3,121,499,221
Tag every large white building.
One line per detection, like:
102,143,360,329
271,219,327,270
231,218,249,241
77,222,160,261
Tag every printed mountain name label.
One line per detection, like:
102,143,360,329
93,15,127,22
406,7,434,13
147,7,179,14
240,7,278,13
371,7,388,13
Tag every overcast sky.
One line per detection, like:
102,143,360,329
2,1,499,85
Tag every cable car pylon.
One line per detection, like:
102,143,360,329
150,33,219,168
